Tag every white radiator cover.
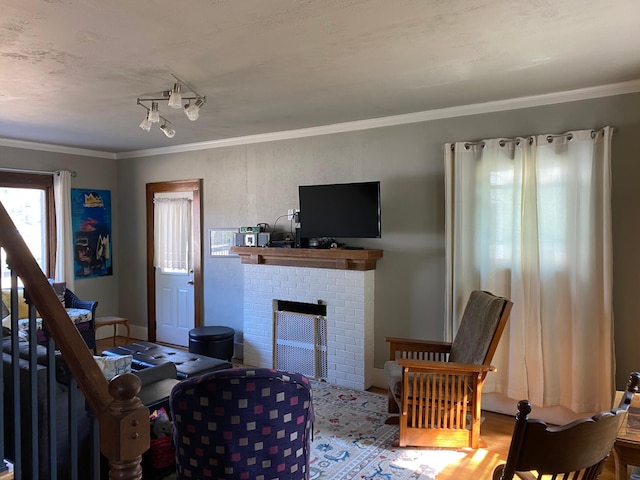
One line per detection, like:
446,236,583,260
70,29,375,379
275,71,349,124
273,310,328,380
241,264,375,390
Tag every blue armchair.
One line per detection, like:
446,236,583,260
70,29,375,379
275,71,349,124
63,288,98,353
170,368,314,480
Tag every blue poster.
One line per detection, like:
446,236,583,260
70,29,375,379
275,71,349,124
71,189,112,278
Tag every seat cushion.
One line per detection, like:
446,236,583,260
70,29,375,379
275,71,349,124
384,360,403,398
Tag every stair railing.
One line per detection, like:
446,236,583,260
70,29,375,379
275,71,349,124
0,200,150,479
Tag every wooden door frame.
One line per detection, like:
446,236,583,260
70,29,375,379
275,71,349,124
146,179,203,342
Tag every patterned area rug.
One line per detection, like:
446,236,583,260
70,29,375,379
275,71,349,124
310,380,467,480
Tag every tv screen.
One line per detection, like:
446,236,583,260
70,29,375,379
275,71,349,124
298,181,381,239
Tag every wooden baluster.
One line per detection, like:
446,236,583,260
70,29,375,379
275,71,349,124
100,373,150,480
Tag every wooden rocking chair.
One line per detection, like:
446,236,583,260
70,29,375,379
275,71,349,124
385,290,512,448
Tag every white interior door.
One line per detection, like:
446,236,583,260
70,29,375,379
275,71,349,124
155,267,193,346
154,191,194,346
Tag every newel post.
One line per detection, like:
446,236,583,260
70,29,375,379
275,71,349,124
100,373,150,480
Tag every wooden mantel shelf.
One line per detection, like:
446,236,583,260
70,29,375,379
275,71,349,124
231,247,383,271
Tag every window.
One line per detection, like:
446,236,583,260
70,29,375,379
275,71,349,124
0,172,55,286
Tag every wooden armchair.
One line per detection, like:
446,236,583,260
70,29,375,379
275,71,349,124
385,290,512,448
493,371,640,480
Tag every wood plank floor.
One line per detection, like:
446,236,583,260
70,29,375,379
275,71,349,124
97,336,617,480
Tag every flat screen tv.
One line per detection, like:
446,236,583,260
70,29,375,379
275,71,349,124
298,181,381,239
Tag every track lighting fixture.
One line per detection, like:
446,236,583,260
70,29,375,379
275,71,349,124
136,73,206,138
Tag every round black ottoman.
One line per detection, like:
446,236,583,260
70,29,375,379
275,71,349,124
188,326,235,361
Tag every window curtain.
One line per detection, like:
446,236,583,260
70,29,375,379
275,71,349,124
53,170,74,290
444,127,614,413
154,197,192,271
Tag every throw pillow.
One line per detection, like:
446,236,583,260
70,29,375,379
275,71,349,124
51,282,66,305
1,289,30,319
94,355,133,380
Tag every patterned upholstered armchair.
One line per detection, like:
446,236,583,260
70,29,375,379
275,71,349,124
170,367,314,480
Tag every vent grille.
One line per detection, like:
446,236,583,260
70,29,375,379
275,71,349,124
273,310,328,379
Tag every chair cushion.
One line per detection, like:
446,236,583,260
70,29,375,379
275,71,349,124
449,290,507,365
384,360,403,398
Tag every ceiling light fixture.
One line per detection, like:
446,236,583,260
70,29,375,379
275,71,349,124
136,73,206,137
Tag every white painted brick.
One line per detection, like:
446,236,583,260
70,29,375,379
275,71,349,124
242,263,374,390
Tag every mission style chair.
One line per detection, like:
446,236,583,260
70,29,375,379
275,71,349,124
493,371,640,480
385,290,512,449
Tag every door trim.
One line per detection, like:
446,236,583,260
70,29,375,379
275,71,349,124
146,179,203,342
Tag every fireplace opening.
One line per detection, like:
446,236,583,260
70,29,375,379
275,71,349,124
273,300,328,380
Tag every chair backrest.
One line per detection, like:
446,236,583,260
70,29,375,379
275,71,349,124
170,367,314,480
449,290,512,366
495,372,640,480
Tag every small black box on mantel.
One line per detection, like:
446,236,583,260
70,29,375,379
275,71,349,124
295,228,308,248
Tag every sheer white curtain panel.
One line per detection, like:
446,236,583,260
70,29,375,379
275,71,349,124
53,170,74,290
444,127,614,413
153,197,192,271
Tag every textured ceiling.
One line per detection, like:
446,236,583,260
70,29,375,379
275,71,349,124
1,0,639,155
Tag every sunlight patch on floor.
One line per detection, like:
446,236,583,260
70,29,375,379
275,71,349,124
392,449,468,476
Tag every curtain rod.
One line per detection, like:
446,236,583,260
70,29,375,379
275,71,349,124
449,127,614,152
0,167,77,177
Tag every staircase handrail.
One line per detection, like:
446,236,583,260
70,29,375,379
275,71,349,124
0,201,150,479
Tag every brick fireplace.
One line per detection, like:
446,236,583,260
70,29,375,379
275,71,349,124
234,247,382,390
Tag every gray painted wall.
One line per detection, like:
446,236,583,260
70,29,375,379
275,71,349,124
3,91,640,390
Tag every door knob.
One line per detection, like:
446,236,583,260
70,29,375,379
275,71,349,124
187,281,194,285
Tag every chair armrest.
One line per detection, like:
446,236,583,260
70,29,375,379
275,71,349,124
397,358,495,375
64,289,98,321
386,336,452,361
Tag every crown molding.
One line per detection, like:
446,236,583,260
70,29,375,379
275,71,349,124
117,79,640,159
0,137,117,159
2,79,640,160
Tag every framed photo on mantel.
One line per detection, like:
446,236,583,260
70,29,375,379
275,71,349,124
209,228,239,257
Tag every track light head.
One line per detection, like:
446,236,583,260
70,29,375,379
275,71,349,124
184,98,204,121
168,83,182,109
148,102,160,123
160,123,176,138
139,114,152,131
